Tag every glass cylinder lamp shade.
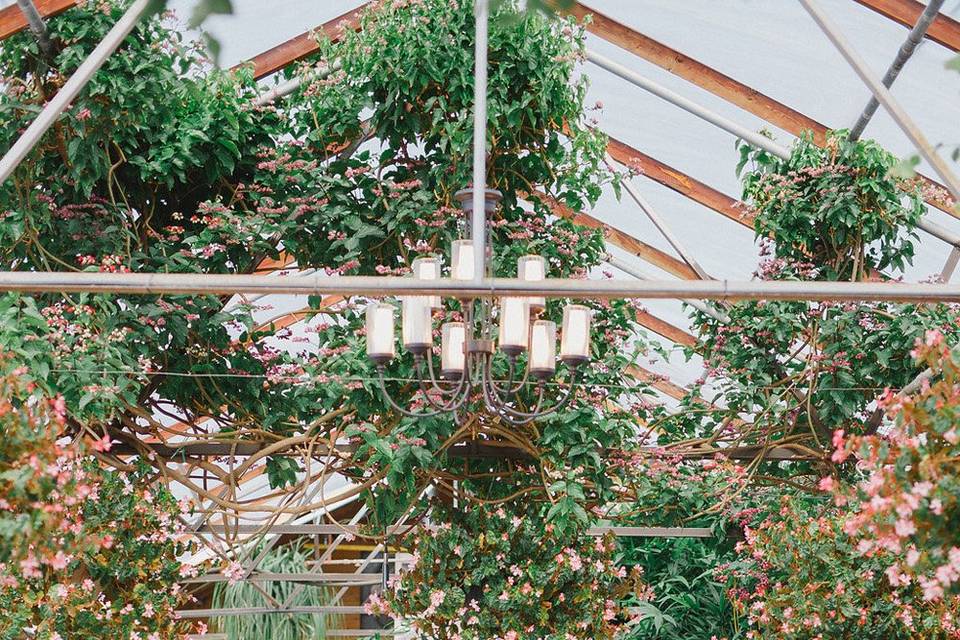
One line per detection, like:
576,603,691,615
412,256,442,309
365,303,395,364
560,304,591,364
528,320,556,379
518,255,546,311
401,296,432,355
451,240,475,281
497,296,530,356
441,322,466,377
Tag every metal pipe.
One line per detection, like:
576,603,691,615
15,0,54,57
587,46,960,250
196,523,712,537
605,254,730,322
918,217,960,248
799,0,960,204
3,271,960,301
848,0,946,141
253,60,342,107
586,49,790,159
176,606,367,619
607,155,711,279
471,0,489,283
0,0,151,185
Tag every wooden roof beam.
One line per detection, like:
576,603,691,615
234,4,367,80
0,0,75,40
604,135,754,229
571,2,957,218
853,0,960,52
568,2,829,145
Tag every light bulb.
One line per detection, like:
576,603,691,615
497,296,529,355
560,304,591,364
401,296,432,354
365,303,395,364
528,320,556,379
441,322,466,376
451,240,475,281
518,255,546,311
412,256,442,309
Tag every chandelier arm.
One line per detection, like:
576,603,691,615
486,353,519,398
526,367,582,419
413,357,471,412
492,366,582,421
417,355,467,401
423,350,452,395
508,356,531,394
487,381,544,426
481,357,545,424
375,365,454,418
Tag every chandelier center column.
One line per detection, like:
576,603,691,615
471,0,490,284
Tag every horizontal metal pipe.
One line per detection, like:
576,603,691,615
183,572,382,585
196,523,712,537
586,49,790,159
3,271,960,302
176,606,367,619
604,254,730,322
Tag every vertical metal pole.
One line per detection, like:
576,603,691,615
848,0,946,140
798,0,960,204
471,0,489,283
0,0,151,186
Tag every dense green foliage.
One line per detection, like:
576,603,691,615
2,1,960,638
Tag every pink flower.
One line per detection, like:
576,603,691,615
91,434,112,452
222,562,244,585
50,551,71,571
895,518,916,538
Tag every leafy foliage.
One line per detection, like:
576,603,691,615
0,364,197,639
376,503,643,639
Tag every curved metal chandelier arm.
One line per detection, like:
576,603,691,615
487,365,583,423
423,350,464,397
484,377,546,426
376,365,455,418
413,357,471,413
486,353,519,398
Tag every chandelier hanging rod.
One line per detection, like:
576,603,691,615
1,271,960,302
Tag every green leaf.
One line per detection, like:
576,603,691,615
188,0,233,28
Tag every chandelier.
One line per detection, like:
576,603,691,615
362,0,591,424
364,191,592,425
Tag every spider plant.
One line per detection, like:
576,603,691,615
211,542,341,640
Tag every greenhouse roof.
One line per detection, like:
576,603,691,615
1,0,959,629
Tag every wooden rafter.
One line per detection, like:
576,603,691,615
233,5,366,79
0,0,75,40
853,0,960,51
572,2,958,218
605,136,753,229
569,2,830,145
